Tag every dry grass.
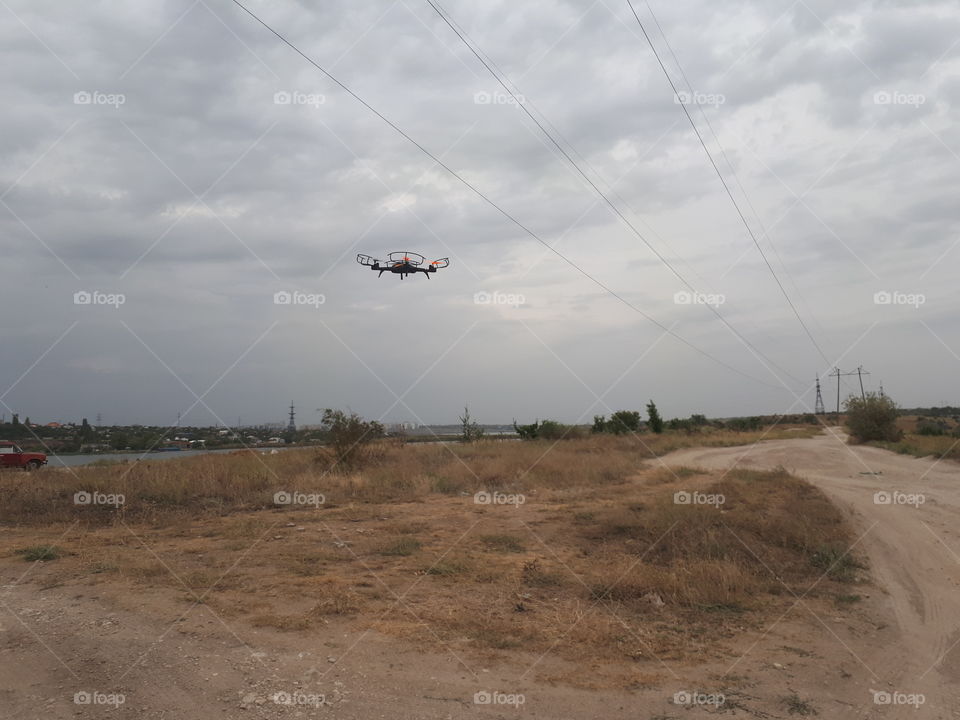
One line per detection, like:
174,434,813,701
874,433,960,462
0,428,863,682
0,427,821,527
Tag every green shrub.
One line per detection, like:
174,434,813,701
318,409,384,470
844,393,901,443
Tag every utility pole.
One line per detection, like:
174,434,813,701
815,375,826,415
830,367,870,419
856,365,870,400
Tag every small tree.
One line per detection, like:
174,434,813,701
592,415,607,434
608,410,641,435
646,400,664,434
513,419,540,440
459,405,484,443
319,409,384,469
79,418,96,443
845,393,901,443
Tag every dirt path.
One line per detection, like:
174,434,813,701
666,429,960,718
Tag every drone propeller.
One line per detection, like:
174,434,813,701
430,258,449,269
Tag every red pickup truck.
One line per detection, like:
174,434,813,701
0,441,47,470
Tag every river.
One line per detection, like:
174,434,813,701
48,447,293,468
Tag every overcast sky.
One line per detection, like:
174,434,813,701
1,0,958,428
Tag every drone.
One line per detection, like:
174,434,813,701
357,251,449,279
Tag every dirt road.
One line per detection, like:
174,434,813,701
667,429,960,718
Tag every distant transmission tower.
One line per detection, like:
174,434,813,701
287,402,296,433
814,376,825,415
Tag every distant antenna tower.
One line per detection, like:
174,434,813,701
96,412,102,427
814,375,825,415
287,402,296,433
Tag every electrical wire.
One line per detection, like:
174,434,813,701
627,0,831,367
229,0,794,391
424,0,803,387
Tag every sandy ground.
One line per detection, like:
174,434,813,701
666,428,960,719
1,430,958,719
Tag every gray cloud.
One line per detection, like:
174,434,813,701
2,0,959,427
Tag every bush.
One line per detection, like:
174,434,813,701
318,409,384,470
608,410,642,435
845,393,901,443
513,419,585,440
917,420,948,436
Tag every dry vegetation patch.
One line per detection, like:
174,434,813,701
0,429,862,683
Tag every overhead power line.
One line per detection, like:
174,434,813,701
230,0,792,391
626,0,831,367
641,0,827,343
425,0,803,388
